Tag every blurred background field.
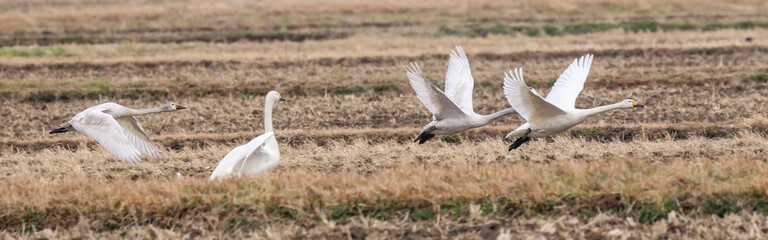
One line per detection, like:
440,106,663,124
2,0,768,238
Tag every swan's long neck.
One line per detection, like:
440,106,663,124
264,97,275,133
480,108,518,125
263,95,279,157
119,106,167,118
579,102,625,118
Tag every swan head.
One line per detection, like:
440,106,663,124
164,102,187,111
621,99,644,109
267,91,286,103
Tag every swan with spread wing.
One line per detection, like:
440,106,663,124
50,102,187,163
503,54,644,150
406,46,519,144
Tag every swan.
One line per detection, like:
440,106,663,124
210,90,285,180
503,54,644,150
49,102,187,163
406,45,518,144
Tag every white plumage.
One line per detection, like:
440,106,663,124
210,91,285,180
407,45,519,144
50,102,186,163
503,54,644,150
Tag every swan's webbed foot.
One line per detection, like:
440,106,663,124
414,132,436,144
508,128,532,151
508,137,530,150
414,127,437,144
49,127,69,134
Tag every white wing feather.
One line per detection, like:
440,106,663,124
406,62,465,120
70,110,142,164
210,132,275,180
239,144,276,176
503,68,566,122
443,45,475,114
115,117,162,159
545,54,594,110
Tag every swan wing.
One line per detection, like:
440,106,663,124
443,45,475,113
70,109,142,164
239,134,278,177
545,54,594,110
406,62,465,120
503,68,566,122
115,117,162,159
210,132,275,180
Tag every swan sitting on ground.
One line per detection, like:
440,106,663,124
503,54,644,150
210,91,285,180
49,102,187,163
406,45,519,144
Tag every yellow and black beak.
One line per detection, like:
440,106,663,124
175,104,187,110
278,94,286,102
632,101,644,108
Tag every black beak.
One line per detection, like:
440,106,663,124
634,103,645,108
176,105,187,110
50,127,68,134
279,98,286,102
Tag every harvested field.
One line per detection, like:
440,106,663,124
3,0,768,238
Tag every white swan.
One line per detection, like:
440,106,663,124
406,45,518,144
210,90,285,180
49,102,187,163
503,54,644,150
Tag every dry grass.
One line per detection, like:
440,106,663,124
4,0,768,238
5,211,768,239
4,130,768,178
1,29,766,65
4,77,768,140
2,136,768,236
2,0,766,33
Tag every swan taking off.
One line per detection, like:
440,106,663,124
49,102,187,163
406,45,518,144
503,54,644,150
210,91,285,180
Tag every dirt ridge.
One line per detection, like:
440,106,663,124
4,124,764,152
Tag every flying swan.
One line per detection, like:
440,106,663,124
49,102,187,163
210,90,285,180
406,45,518,144
503,54,644,150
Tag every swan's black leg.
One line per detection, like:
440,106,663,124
414,127,436,144
508,129,532,151
417,133,436,144
49,127,69,134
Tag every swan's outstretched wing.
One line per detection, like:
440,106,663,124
70,110,142,164
443,45,475,113
406,62,465,120
503,68,566,122
210,132,275,180
545,54,594,110
115,117,162,159
239,138,277,177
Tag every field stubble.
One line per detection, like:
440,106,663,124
4,0,768,238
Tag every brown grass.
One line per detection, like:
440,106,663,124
5,211,767,239
3,0,768,238
2,138,768,236
2,0,766,34
1,29,766,65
